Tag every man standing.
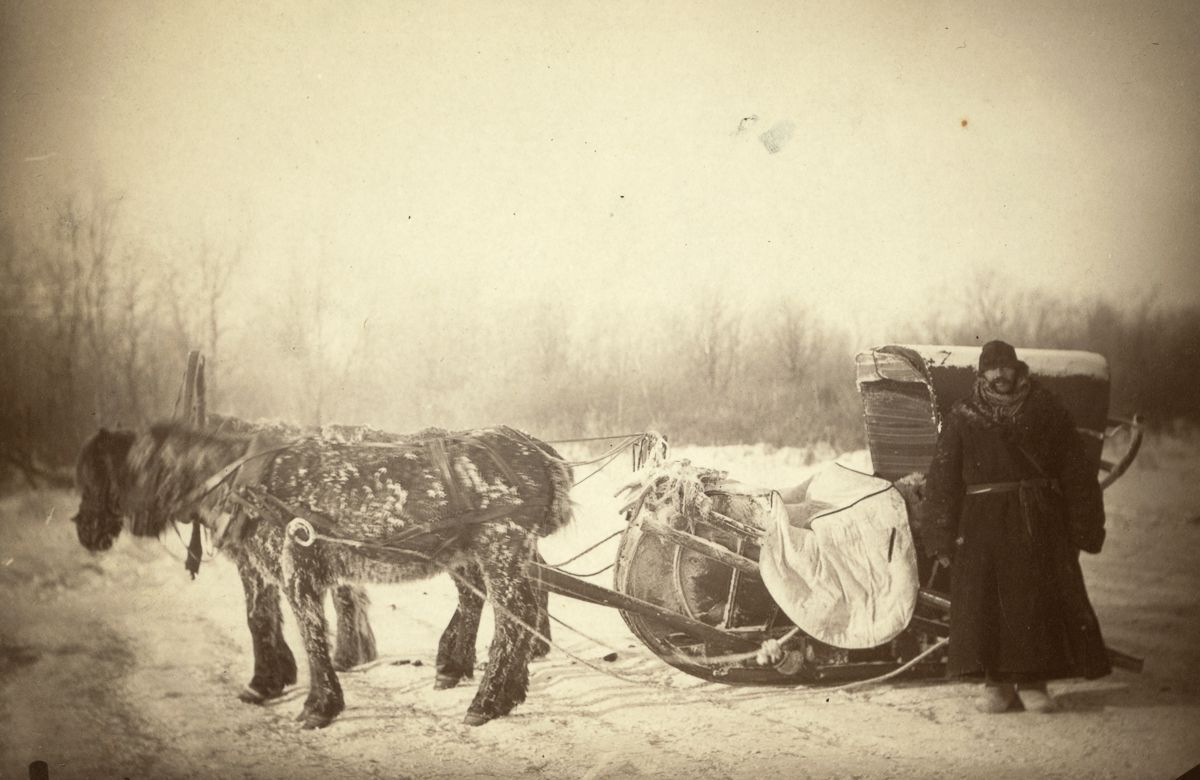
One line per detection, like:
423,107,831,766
924,340,1111,713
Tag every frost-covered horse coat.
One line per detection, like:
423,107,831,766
78,422,573,727
204,415,553,692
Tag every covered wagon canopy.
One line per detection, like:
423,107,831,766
854,344,1111,482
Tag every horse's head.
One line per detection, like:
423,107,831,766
72,428,137,551
122,422,207,538
121,422,248,538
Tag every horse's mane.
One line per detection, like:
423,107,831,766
125,421,252,536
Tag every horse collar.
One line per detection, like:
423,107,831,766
178,437,297,578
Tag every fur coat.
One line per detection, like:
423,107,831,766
923,380,1111,682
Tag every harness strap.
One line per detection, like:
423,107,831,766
234,483,534,551
213,429,551,554
467,429,522,486
182,441,296,508
426,438,473,515
175,438,297,571
964,478,1058,495
382,502,523,546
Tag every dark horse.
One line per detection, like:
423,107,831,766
72,422,573,727
204,415,552,690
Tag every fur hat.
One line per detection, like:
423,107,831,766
978,340,1023,373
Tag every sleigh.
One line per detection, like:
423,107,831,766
156,345,1143,707
531,344,1145,685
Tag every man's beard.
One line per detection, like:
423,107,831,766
988,376,1015,394
975,373,1031,424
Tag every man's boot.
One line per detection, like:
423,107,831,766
977,682,1017,713
1017,682,1057,713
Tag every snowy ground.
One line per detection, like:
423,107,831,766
1,437,1198,779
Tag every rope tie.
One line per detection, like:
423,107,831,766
547,529,624,568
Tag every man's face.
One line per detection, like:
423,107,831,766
983,366,1018,394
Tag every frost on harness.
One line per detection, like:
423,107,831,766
71,421,574,728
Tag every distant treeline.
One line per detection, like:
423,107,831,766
2,193,1198,483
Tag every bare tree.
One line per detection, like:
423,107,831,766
268,250,370,428
197,234,242,402
772,298,821,383
159,231,243,405
112,249,150,424
690,288,742,391
531,298,571,378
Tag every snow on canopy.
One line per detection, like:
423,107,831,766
856,344,1109,386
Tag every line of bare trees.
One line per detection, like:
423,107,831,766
0,191,242,481
900,269,1200,428
2,190,1198,488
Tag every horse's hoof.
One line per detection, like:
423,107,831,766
301,713,335,730
296,707,336,728
434,674,462,690
463,711,493,727
239,685,273,704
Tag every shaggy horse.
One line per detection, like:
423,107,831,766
72,422,573,727
203,415,553,689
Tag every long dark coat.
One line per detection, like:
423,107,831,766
924,380,1111,682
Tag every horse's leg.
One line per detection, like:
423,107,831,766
435,562,485,689
234,555,297,704
281,556,344,729
531,549,551,659
464,528,538,726
332,584,377,672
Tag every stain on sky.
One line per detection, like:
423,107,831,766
759,120,796,154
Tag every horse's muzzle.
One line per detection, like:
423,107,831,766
74,512,118,552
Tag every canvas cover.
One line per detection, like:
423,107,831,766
759,457,919,649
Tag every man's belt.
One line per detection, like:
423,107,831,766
965,478,1059,495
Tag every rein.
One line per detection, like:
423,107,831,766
182,441,298,508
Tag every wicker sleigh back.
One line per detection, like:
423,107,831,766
855,344,1110,482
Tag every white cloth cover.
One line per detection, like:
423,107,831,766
759,462,919,649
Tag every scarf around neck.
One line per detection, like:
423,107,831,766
973,374,1031,424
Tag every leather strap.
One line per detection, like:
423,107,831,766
965,478,1058,495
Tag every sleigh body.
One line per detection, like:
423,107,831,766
537,344,1143,685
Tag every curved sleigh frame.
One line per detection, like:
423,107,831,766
531,344,1145,686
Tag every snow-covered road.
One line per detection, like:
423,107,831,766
2,441,1198,779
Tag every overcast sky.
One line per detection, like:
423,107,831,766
3,0,1198,342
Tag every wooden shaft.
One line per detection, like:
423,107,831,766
917,588,951,612
525,561,758,648
704,508,765,541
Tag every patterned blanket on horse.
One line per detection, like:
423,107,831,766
158,423,573,560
